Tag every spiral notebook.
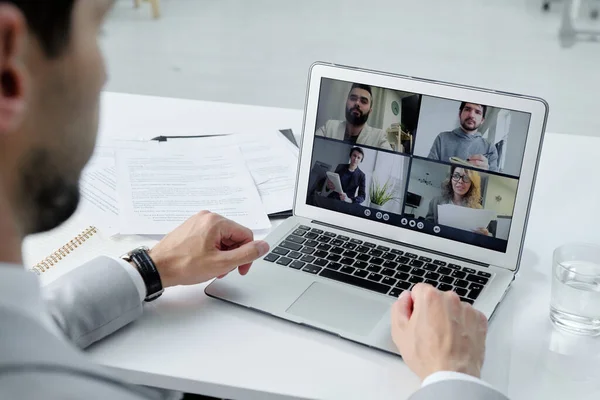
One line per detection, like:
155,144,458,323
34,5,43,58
23,217,157,285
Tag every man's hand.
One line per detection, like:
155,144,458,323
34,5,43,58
339,192,347,201
148,211,269,288
326,179,335,191
391,284,488,381
467,154,489,170
475,227,491,236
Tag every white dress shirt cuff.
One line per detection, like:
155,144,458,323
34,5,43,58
113,257,146,302
422,371,494,390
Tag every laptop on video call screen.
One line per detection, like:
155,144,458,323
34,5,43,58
306,78,532,253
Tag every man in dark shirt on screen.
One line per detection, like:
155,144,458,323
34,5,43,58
325,147,367,204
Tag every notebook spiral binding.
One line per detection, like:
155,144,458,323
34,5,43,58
30,226,98,275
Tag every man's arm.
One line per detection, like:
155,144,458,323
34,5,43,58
427,135,442,160
43,256,143,349
43,211,271,350
352,171,366,204
391,284,505,399
487,144,499,172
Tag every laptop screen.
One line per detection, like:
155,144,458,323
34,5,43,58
306,78,532,253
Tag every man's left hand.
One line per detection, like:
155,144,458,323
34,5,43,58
340,193,348,201
467,154,489,170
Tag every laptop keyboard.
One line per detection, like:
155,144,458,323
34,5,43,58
263,225,493,305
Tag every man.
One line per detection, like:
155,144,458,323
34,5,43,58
428,102,499,171
316,83,393,151
324,147,366,204
0,1,507,399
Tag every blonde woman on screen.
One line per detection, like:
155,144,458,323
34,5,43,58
425,166,491,236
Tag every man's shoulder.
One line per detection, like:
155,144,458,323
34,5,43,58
364,124,386,136
435,130,455,140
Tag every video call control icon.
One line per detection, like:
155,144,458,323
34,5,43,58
401,218,408,226
383,214,390,221
433,226,441,234
364,209,371,217
409,220,416,228
417,222,424,230
376,212,383,220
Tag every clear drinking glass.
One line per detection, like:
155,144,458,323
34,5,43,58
550,244,600,336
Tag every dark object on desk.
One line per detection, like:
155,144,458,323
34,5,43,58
279,129,298,147
151,130,298,218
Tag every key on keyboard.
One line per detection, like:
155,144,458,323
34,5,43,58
319,269,389,294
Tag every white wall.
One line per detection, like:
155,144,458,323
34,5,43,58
413,96,462,158
501,111,530,176
483,175,518,216
381,90,403,133
370,153,410,213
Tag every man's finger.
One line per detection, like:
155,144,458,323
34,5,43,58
218,219,254,246
391,290,413,331
219,240,269,267
238,264,252,276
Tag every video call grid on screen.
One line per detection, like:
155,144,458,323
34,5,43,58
306,78,531,253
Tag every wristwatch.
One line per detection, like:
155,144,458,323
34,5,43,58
121,246,164,302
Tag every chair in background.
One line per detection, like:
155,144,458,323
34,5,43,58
134,0,161,19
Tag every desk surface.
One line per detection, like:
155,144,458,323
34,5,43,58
85,92,600,400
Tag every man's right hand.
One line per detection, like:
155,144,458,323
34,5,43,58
148,211,269,288
467,154,489,170
326,179,335,191
391,284,488,381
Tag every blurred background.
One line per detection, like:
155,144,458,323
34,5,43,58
101,0,600,137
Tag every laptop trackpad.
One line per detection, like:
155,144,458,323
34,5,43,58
286,282,389,337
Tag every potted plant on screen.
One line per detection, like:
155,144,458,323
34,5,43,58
369,177,399,211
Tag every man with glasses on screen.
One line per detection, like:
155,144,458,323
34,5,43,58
316,83,393,151
428,102,499,172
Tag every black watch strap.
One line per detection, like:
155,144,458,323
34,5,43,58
128,247,164,302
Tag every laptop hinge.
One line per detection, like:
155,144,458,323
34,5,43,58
311,220,490,268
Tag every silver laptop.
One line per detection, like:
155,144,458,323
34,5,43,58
206,63,548,354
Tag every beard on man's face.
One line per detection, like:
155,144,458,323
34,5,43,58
19,148,81,235
345,105,370,126
460,116,482,132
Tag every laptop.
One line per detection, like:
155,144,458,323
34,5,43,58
205,63,548,354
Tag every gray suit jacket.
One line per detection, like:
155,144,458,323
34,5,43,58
0,256,508,399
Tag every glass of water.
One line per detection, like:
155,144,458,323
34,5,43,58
550,243,600,336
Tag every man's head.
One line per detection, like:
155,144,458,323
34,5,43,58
345,83,372,126
349,147,364,167
0,0,112,236
459,102,486,133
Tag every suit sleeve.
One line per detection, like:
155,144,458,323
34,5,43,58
42,256,144,349
315,121,328,137
410,379,509,400
353,171,366,204
428,135,442,160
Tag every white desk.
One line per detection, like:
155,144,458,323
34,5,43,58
85,92,600,400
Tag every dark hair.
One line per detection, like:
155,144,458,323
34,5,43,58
460,102,487,118
349,147,364,161
6,0,76,57
349,83,373,101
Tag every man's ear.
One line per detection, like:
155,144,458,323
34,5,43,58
0,5,26,135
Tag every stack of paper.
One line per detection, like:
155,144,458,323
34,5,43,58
78,131,298,236
437,204,496,232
